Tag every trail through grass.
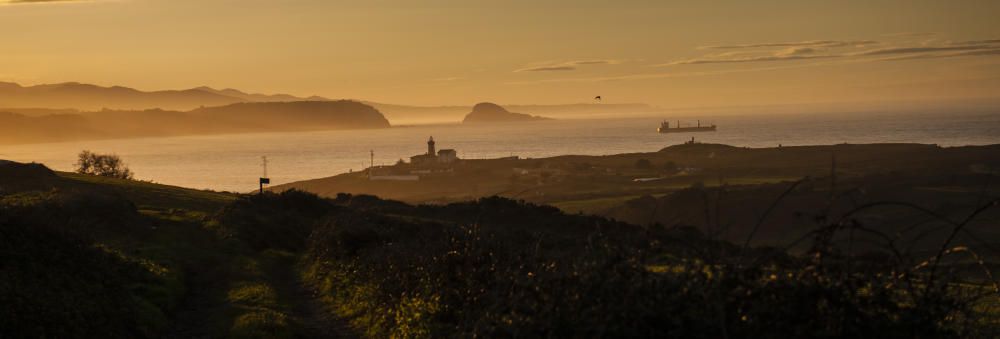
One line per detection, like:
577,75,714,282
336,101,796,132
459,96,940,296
47,172,354,338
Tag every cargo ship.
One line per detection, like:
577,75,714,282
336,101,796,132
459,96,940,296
658,120,716,133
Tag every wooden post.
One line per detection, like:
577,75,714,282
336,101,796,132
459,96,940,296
260,156,269,195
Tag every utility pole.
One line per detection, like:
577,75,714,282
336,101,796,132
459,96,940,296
369,150,374,180
259,156,270,195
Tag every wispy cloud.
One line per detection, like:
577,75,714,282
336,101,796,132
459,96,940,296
664,54,835,66
507,62,830,85
1,0,81,3
430,77,463,81
666,40,877,65
876,48,1000,61
517,66,577,72
509,35,1000,85
882,32,938,38
570,60,616,65
949,39,1000,45
855,45,994,56
659,39,1000,67
775,47,818,56
0,0,101,4
517,36,1000,84
698,40,877,49
515,59,620,72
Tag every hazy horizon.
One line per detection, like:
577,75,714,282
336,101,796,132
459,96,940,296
2,0,998,110
4,79,999,117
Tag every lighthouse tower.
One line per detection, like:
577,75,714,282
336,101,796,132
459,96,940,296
427,136,436,156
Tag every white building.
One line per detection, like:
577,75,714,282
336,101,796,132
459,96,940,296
437,149,457,163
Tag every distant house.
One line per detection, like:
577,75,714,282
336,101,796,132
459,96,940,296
437,149,457,163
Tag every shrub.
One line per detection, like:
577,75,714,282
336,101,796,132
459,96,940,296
297,196,998,338
663,160,679,174
635,158,652,169
0,215,171,338
208,193,999,338
208,190,336,251
75,150,134,179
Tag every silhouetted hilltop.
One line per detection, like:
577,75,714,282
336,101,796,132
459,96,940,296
0,81,331,111
462,102,551,123
0,107,82,117
189,101,390,130
368,102,658,124
193,86,311,103
0,111,104,144
0,160,58,192
0,101,389,145
0,81,660,124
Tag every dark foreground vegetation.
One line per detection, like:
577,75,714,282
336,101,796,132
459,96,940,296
1,159,998,338
239,192,1000,338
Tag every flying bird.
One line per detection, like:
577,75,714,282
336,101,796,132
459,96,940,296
594,96,602,101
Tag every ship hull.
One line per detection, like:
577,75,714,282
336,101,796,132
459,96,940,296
658,126,717,133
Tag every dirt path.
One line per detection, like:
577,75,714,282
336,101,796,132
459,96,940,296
289,277,358,338
163,266,228,339
155,212,355,338
270,254,358,339
167,252,357,339
159,227,230,338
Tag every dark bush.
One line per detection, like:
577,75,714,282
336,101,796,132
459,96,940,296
0,215,170,338
297,196,997,338
75,150,134,179
2,189,145,238
663,160,679,174
635,158,652,169
209,190,337,251
0,161,57,193
199,191,999,338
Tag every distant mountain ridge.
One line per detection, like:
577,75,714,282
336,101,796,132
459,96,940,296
0,100,389,145
193,86,329,103
0,81,662,123
0,81,331,111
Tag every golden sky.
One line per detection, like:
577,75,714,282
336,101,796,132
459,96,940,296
2,0,999,108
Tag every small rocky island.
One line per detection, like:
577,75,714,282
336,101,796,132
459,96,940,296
462,102,551,123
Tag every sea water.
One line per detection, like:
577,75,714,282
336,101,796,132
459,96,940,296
1,111,998,192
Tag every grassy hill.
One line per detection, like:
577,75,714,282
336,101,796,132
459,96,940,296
2,157,999,337
0,161,267,338
273,143,1000,212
